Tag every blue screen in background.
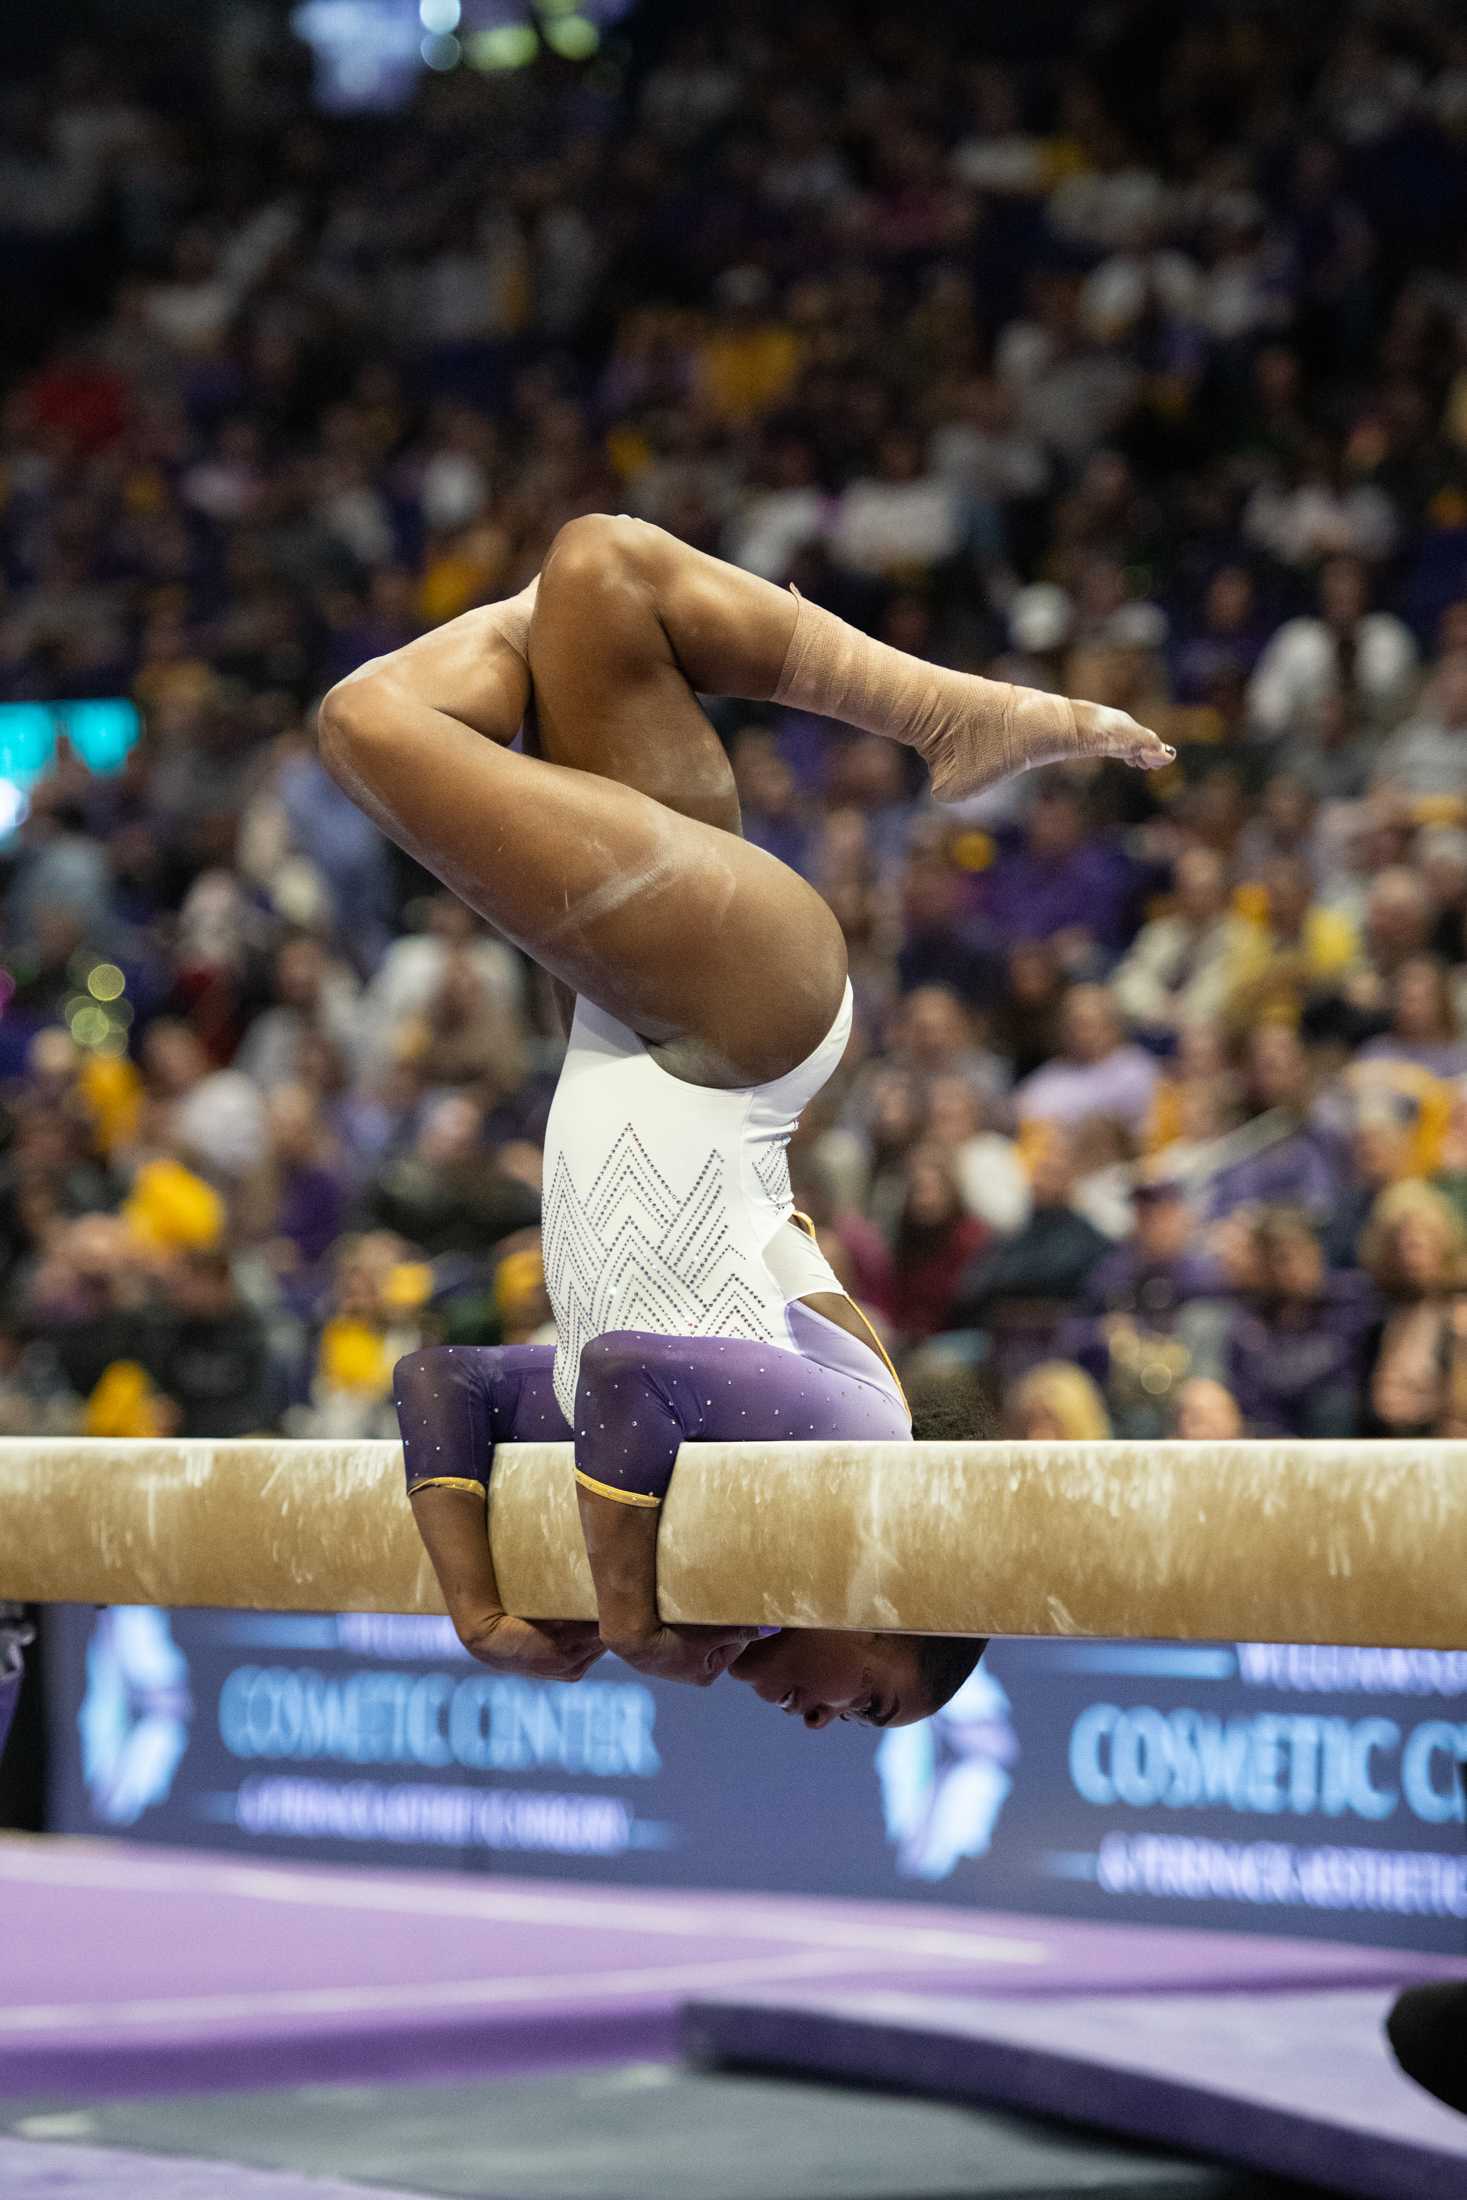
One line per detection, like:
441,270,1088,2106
44,1608,1467,1954
293,0,638,113
0,698,142,843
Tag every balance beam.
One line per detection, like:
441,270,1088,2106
0,1437,1463,1647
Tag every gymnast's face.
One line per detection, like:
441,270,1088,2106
729,1630,930,1730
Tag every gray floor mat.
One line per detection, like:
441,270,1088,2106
0,2065,1330,2200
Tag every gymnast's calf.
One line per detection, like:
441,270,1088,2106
318,516,1171,1724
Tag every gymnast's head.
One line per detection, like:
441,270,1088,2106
729,1626,984,1729
728,1377,988,1729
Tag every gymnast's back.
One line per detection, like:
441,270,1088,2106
540,981,855,1424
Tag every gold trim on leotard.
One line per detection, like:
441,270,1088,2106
575,1467,662,1509
844,1298,911,1419
407,1476,488,1499
789,1211,910,1419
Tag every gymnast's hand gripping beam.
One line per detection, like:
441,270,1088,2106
0,1437,1463,1649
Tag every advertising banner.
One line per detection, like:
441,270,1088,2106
44,1609,1467,1953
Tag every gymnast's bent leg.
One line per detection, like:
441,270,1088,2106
319,598,847,1089
527,514,1172,804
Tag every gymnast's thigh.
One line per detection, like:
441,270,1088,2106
573,1327,910,1504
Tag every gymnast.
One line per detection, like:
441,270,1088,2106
319,516,1171,1723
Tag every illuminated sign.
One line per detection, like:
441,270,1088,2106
44,1615,1467,1952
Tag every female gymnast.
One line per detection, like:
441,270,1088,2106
319,515,1170,1725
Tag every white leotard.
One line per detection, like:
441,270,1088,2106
541,983,852,1425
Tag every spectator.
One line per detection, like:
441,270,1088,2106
395,946,527,1101
1007,1361,1111,1442
1225,855,1359,1030
1069,1174,1228,1434
1172,1376,1244,1440
1362,1181,1467,1437
924,1075,1030,1237
363,1095,540,1259
295,1232,426,1441
1202,1025,1340,1222
1226,1208,1377,1438
138,1021,269,1189
1014,984,1159,1139
1246,556,1417,742
235,936,361,1095
1374,652,1467,801
883,985,1008,1105
1322,1106,1414,1269
980,782,1139,955
829,431,963,581
882,1143,989,1345
141,1248,278,1439
359,895,524,1075
1110,846,1253,1038
1356,956,1467,1080
950,1128,1112,1380
255,1084,346,1276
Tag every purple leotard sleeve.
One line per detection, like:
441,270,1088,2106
395,1343,568,1496
396,1303,908,1507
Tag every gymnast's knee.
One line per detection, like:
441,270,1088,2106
316,656,398,780
538,513,666,620
575,1329,659,1398
392,1345,456,1412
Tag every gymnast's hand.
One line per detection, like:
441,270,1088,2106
603,1623,756,1689
460,1611,607,1684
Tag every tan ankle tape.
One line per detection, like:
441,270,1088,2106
770,587,1076,789
772,589,928,742
993,682,1079,777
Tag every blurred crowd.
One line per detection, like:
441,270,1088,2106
7,0,1467,1448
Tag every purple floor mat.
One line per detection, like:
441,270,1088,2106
684,1983,1467,2200
2,1836,1461,2102
0,2133,433,2200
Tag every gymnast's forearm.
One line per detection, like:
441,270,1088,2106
575,1484,660,1654
408,1483,506,1654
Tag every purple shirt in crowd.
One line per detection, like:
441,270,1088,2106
979,841,1140,951
1226,1274,1380,1437
1015,1046,1160,1135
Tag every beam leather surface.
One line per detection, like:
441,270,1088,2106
1,1436,1465,1646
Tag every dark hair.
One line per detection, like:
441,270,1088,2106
914,1633,986,1714
907,1385,998,1443
904,1389,994,1713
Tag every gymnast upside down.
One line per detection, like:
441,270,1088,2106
318,516,1171,1724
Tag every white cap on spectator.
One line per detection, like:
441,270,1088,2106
1106,602,1169,651
1008,583,1073,654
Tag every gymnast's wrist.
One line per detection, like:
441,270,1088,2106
456,1605,511,1660
596,1599,660,1661
600,1624,660,1668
